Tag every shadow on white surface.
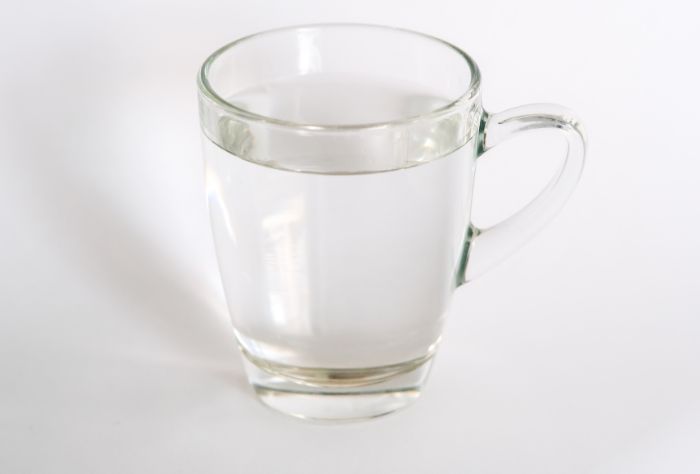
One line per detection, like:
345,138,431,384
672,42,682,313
3,34,249,392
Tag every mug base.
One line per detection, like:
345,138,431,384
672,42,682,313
240,351,434,422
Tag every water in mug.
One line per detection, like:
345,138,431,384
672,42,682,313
203,73,475,370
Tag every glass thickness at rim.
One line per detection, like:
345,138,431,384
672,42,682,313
197,23,482,131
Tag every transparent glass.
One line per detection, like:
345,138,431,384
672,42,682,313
198,24,586,421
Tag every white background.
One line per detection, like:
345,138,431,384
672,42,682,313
1,0,699,472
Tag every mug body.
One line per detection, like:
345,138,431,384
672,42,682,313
198,24,483,420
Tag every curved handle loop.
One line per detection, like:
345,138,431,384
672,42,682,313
458,104,586,285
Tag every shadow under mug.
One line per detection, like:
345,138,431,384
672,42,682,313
198,24,585,421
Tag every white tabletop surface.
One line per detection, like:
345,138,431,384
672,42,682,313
2,0,699,472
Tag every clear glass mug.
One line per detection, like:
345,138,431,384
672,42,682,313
198,24,585,421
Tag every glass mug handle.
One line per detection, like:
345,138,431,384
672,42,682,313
459,104,587,284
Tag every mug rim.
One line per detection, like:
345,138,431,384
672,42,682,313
197,23,482,131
